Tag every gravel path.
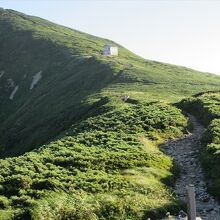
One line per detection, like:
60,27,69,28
161,114,220,220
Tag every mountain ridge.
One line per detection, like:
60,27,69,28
1,8,220,156
0,9,220,219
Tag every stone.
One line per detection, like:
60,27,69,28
161,114,220,219
202,197,210,202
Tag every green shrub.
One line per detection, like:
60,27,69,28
0,196,10,209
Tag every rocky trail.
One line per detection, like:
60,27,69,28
161,114,220,220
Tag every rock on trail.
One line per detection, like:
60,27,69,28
161,114,220,220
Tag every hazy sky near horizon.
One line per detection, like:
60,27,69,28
1,0,220,75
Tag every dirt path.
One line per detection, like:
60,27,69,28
161,114,220,219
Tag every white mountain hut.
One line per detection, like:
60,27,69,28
103,44,118,56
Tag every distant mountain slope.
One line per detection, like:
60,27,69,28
1,8,220,219
0,9,117,155
0,8,220,156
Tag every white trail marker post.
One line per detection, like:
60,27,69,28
187,184,196,220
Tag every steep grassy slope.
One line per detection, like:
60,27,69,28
1,8,220,156
179,92,220,200
0,8,118,155
0,8,220,219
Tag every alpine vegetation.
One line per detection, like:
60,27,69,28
0,8,220,220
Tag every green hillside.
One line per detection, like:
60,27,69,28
0,8,220,219
1,8,220,156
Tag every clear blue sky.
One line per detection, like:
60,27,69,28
1,0,220,75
